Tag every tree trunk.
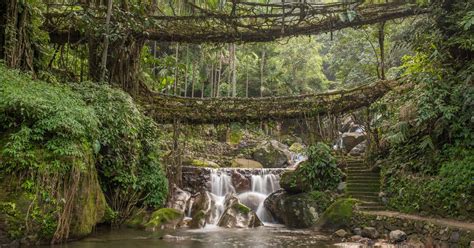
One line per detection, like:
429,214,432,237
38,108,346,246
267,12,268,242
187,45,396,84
3,0,35,72
231,43,237,97
217,51,222,97
260,50,266,97
174,43,179,95
191,63,195,98
184,45,189,97
246,68,249,98
100,0,113,82
210,63,214,98
378,22,386,80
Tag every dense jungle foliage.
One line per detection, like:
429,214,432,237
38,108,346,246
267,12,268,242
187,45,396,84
371,2,474,219
0,65,168,242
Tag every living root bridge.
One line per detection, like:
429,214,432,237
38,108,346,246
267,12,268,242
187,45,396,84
139,80,398,124
45,2,428,44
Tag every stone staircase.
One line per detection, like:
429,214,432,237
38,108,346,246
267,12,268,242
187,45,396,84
344,158,384,211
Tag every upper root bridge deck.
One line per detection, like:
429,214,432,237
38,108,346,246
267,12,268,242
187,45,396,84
45,2,428,44
139,80,397,124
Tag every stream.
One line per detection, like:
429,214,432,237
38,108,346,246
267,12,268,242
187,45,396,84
53,226,344,248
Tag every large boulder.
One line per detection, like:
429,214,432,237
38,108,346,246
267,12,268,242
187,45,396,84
166,184,191,213
217,194,263,228
349,140,367,156
314,198,358,231
190,191,212,215
341,132,366,152
231,158,263,168
145,208,184,231
252,140,290,168
264,190,333,228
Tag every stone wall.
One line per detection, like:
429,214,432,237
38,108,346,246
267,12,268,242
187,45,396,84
350,212,474,247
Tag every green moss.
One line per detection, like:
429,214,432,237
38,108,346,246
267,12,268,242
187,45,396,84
145,208,184,228
191,159,220,168
315,198,359,230
233,203,251,214
229,129,243,145
125,211,149,229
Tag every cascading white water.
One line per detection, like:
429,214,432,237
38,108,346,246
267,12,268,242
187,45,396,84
248,169,280,223
200,168,282,226
208,169,236,225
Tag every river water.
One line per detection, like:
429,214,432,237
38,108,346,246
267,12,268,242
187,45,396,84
56,226,344,248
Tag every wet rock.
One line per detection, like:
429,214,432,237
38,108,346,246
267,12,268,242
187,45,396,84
341,132,366,152
389,230,407,243
335,229,348,238
252,140,289,168
238,192,266,212
231,171,251,193
166,184,191,213
361,227,379,239
189,210,207,228
353,227,362,236
231,158,263,168
217,194,262,228
145,208,184,231
350,235,362,241
264,189,333,228
190,191,212,217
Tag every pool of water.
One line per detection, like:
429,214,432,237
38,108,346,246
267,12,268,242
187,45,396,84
54,225,342,248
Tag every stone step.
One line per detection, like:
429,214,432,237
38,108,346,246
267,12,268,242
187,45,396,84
349,195,379,202
346,190,379,195
347,172,379,176
347,168,375,172
347,181,380,185
347,186,380,192
346,177,380,183
347,174,380,178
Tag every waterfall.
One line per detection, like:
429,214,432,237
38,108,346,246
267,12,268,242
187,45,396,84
208,169,236,225
198,168,282,226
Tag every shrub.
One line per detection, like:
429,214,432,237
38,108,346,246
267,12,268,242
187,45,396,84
281,142,343,193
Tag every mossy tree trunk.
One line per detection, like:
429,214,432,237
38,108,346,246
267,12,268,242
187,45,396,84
2,0,35,72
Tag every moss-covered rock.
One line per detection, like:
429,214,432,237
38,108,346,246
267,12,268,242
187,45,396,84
145,208,184,231
125,210,149,229
189,159,220,168
231,158,263,168
189,210,207,228
289,143,305,153
251,140,289,168
69,165,107,239
315,198,359,231
264,190,334,228
217,202,262,228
